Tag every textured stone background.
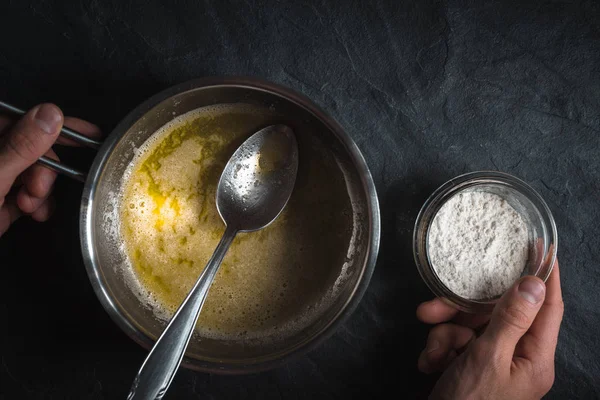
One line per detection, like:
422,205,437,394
1,0,598,398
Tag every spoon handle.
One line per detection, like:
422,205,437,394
127,225,238,400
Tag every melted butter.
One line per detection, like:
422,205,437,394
120,105,353,339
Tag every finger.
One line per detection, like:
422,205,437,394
18,148,59,209
31,196,55,222
417,298,490,329
453,312,491,330
0,104,63,199
516,260,563,363
417,298,459,324
56,117,102,146
0,201,21,237
482,276,546,357
16,181,53,214
418,323,476,374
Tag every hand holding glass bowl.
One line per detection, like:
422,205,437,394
413,171,558,313
413,171,562,399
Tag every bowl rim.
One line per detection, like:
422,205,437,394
79,76,381,374
413,170,558,313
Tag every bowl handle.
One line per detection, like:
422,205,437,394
0,101,103,182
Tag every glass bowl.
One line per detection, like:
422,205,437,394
413,171,558,313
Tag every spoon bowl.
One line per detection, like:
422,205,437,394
218,124,298,232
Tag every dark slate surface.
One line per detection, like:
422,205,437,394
1,0,599,398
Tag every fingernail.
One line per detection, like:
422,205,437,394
518,278,545,304
426,339,440,354
33,104,62,134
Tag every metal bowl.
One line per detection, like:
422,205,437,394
79,78,380,373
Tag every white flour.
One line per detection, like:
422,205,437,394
427,191,529,300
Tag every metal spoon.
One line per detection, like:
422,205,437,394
127,124,298,400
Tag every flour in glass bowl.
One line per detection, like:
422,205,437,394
427,191,530,300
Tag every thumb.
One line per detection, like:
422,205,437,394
0,104,63,199
482,276,546,354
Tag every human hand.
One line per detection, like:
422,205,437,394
0,103,101,237
416,261,563,400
